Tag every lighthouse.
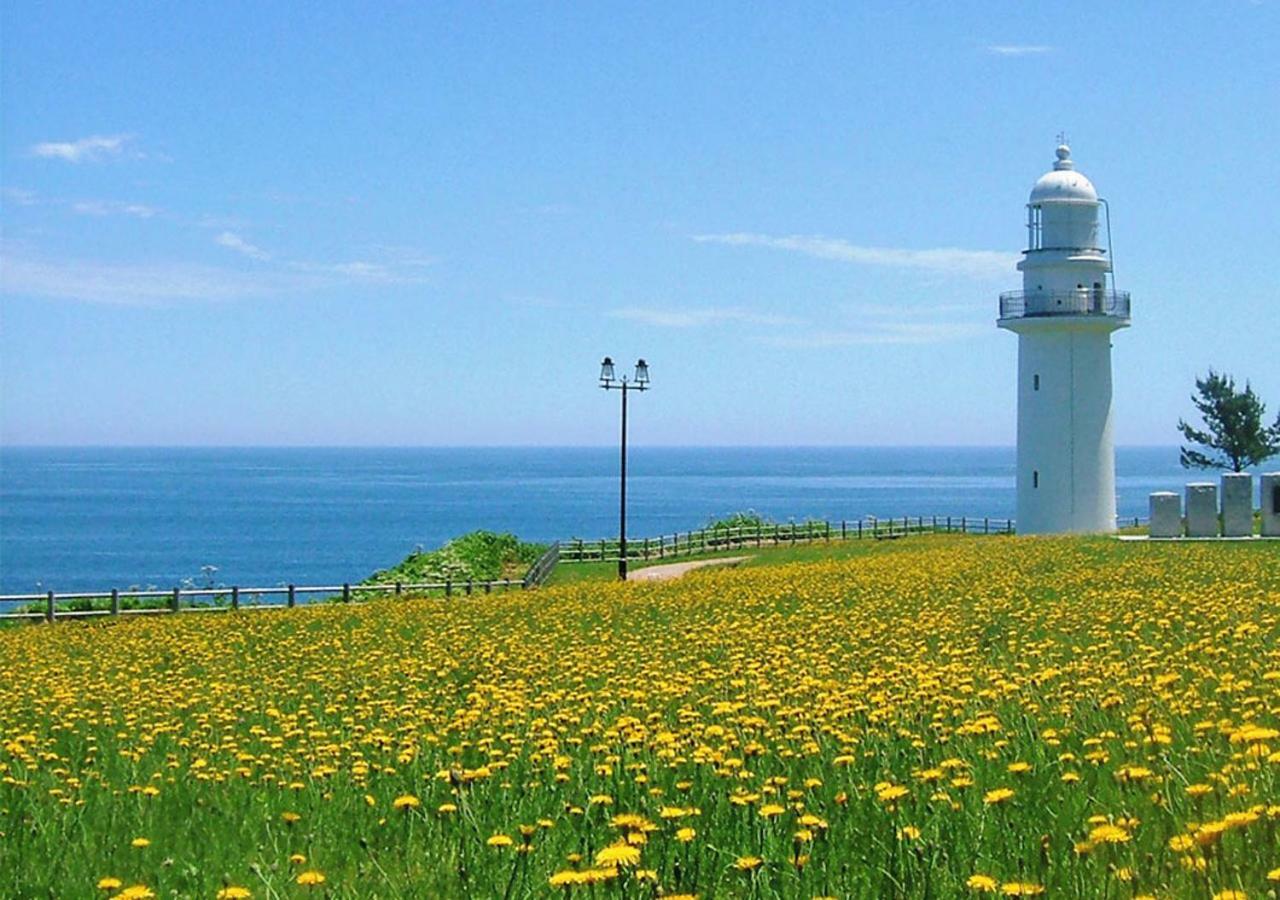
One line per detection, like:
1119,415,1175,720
998,141,1130,534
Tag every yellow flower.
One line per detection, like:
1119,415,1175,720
967,874,998,892
676,826,696,842
288,853,306,865
1168,834,1194,852
487,834,514,848
983,788,1015,806
1212,892,1247,900
1267,868,1280,882
129,837,150,849
216,889,252,900
96,878,123,891
392,794,421,810
112,887,155,900
735,855,763,872
295,871,325,886
1000,884,1044,897
759,803,786,819
281,811,301,824
594,842,641,867
1088,824,1130,844
548,870,582,887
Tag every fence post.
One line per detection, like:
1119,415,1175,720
342,583,351,603
858,520,863,539
445,578,452,598
232,586,240,611
171,587,181,613
466,579,473,596
484,580,491,594
984,517,989,534
46,590,55,622
288,584,296,608
826,521,831,542
961,516,967,533
1007,519,1013,535
395,581,403,597
110,588,120,616
841,520,846,540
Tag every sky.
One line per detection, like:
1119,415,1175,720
2,2,1277,446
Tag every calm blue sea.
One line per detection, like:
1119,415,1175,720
0,446,1185,595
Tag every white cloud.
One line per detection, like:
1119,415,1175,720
986,44,1053,56
762,322,987,348
30,134,134,163
71,200,159,218
214,231,271,261
1,244,432,306
3,188,39,206
610,306,804,328
692,232,1017,279
0,253,297,305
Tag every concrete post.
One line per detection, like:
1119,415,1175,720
1221,473,1253,537
1185,483,1218,537
1261,472,1280,537
1148,492,1181,538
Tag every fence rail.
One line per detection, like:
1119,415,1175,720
0,577,525,622
3,513,1151,624
559,515,1016,563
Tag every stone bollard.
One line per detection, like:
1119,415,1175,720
1148,492,1181,538
1261,472,1280,537
1185,483,1219,537
1221,473,1253,537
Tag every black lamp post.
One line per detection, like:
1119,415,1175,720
599,357,650,580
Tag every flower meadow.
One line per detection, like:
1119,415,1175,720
2,537,1278,898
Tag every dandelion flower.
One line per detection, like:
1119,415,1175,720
392,794,421,811
216,889,252,900
295,871,325,886
734,855,763,872
129,837,150,849
487,834,514,848
594,842,641,867
967,874,998,893
96,877,122,891
983,788,1015,806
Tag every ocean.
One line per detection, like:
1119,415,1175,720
0,446,1186,595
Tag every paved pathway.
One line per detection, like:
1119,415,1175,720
627,556,753,582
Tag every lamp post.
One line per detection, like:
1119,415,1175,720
599,357,649,580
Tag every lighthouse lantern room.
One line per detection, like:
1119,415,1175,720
998,141,1131,534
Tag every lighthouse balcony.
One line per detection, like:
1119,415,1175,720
998,289,1130,320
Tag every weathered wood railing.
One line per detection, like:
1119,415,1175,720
4,513,1150,624
0,577,526,622
559,515,1017,563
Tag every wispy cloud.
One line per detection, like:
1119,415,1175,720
610,306,803,328
71,200,159,219
2,187,39,206
762,322,986,348
214,231,271,261
30,134,135,163
986,44,1053,56
1,244,432,306
692,232,1016,279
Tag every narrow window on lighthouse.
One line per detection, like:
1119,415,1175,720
1033,470,1039,489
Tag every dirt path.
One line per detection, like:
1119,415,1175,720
627,556,753,582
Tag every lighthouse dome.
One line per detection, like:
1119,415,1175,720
1029,144,1098,204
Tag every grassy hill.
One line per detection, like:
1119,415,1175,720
2,534,1277,897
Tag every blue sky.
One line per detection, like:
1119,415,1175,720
2,2,1277,446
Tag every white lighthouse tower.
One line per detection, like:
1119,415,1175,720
998,141,1130,534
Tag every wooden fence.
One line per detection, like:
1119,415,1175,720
2,513,1149,624
559,515,1015,563
0,577,527,623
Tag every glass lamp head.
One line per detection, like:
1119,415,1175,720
599,357,616,384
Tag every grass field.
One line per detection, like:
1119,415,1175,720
2,535,1278,898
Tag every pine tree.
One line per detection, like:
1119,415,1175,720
1178,370,1280,472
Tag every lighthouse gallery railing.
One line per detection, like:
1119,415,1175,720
999,290,1130,320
